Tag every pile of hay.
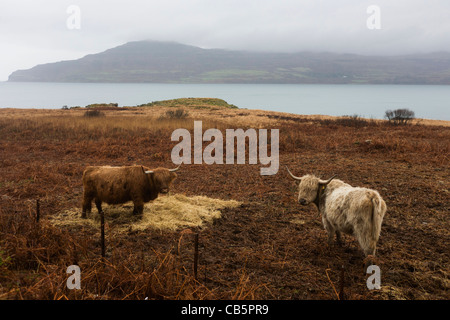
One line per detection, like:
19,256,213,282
51,194,240,232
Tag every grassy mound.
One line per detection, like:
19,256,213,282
138,97,238,109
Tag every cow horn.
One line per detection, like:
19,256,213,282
169,164,181,172
320,174,337,185
144,170,154,174
285,166,302,181
141,166,151,174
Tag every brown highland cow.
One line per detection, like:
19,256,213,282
81,165,180,218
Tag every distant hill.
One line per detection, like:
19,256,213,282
8,40,450,84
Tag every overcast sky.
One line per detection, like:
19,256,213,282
1,0,450,81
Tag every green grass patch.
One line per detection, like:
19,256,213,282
138,97,238,109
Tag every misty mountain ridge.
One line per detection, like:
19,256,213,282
8,40,450,84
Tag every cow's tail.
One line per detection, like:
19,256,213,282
371,194,387,241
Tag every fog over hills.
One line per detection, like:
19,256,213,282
8,41,450,84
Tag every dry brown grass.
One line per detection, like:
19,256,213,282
51,194,240,232
0,101,449,300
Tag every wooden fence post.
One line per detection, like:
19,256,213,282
36,199,40,222
339,265,345,300
193,233,199,280
100,211,105,258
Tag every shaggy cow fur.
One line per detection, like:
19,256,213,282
288,170,387,256
82,165,178,217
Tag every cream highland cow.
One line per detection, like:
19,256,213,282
286,166,387,256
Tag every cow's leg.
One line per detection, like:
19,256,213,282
322,217,335,246
132,200,144,215
335,230,343,246
94,198,103,214
82,195,92,218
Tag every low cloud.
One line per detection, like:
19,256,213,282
1,0,450,80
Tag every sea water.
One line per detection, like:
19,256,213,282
0,82,449,120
